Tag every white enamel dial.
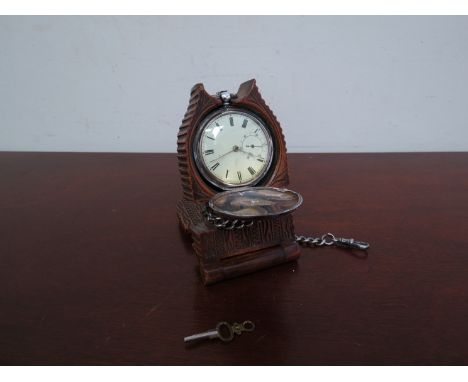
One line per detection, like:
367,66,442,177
194,109,274,189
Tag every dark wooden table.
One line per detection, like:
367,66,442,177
1,152,468,365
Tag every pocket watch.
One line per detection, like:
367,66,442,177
177,79,290,201
192,92,274,190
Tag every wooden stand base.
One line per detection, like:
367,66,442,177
177,200,301,285
199,241,301,285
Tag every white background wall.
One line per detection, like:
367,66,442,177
1,16,467,153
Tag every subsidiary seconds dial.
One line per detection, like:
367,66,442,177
194,109,274,190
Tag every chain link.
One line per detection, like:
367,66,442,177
203,208,254,230
295,233,334,247
295,232,369,250
203,208,370,250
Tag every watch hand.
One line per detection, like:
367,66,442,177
209,150,233,163
238,146,264,159
209,145,240,163
244,144,264,148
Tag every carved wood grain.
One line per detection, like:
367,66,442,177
177,83,221,202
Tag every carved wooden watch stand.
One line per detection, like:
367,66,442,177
177,79,301,285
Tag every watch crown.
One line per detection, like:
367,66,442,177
218,91,232,105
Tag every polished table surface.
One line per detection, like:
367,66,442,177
1,152,468,365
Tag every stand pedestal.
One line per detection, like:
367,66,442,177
177,200,301,285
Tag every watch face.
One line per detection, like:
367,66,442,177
194,108,274,190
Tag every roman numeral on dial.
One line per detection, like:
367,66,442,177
242,119,248,128
211,162,220,171
237,171,242,181
204,149,214,155
229,117,234,126
248,166,256,175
